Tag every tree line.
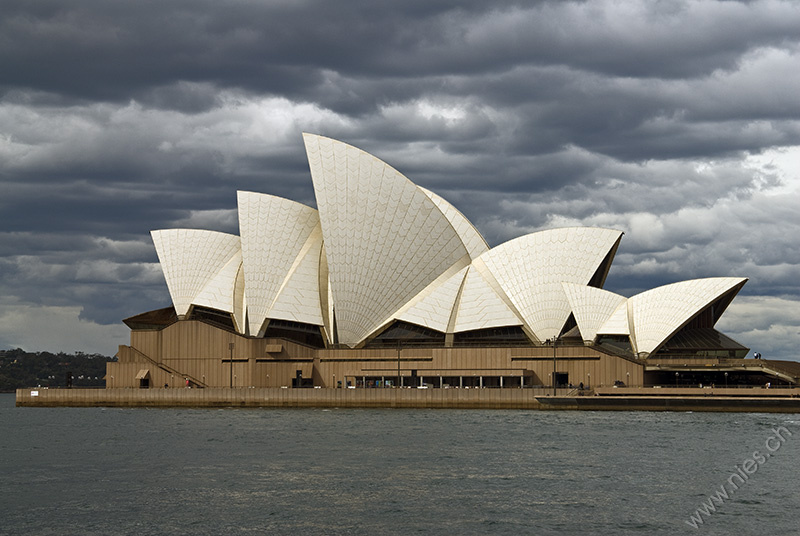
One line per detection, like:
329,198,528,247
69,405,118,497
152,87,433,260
0,348,116,392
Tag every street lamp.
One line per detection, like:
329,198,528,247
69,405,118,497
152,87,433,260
626,372,630,387
724,372,728,389
675,371,679,387
547,338,557,396
229,342,235,388
397,341,401,389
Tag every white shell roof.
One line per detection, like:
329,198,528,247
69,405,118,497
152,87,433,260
192,250,242,315
237,191,321,336
596,301,630,337
479,227,623,342
562,283,627,342
304,133,471,347
452,263,523,332
395,261,470,333
147,134,747,352
265,222,325,326
418,187,489,260
151,229,241,317
628,277,747,357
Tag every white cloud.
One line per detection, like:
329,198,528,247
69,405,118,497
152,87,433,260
716,295,800,360
744,145,800,196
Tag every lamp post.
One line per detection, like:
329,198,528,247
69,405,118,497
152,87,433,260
626,372,630,387
397,341,401,389
553,338,558,396
675,371,679,388
724,372,728,389
229,342,234,388
547,338,557,396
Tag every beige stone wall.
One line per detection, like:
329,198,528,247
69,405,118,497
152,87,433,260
109,320,643,389
18,387,547,408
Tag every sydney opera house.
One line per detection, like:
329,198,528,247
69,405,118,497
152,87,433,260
107,134,796,391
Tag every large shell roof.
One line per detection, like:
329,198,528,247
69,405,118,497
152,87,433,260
150,134,746,352
304,134,475,346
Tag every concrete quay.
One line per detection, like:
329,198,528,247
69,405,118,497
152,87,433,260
15,387,800,412
16,387,544,409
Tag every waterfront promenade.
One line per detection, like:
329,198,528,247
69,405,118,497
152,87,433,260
16,386,800,412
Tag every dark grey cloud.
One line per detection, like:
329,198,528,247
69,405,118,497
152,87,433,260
1,0,799,358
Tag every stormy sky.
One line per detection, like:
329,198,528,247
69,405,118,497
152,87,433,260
1,0,798,359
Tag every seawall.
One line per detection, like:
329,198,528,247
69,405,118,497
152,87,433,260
16,387,543,409
537,395,800,413
15,387,800,412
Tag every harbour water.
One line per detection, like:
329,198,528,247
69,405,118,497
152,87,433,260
1,393,798,535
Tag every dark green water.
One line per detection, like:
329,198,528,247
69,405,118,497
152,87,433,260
1,394,798,535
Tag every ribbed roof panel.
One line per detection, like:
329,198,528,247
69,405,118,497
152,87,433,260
150,229,241,317
304,133,469,347
237,191,320,335
480,227,624,341
629,277,748,357
418,187,488,260
562,283,627,342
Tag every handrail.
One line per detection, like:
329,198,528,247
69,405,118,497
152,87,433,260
125,346,208,388
759,362,800,384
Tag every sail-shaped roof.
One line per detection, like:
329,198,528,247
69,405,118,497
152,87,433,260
562,283,627,343
479,227,624,342
151,229,241,318
237,191,321,336
146,134,747,354
628,277,748,357
304,133,473,347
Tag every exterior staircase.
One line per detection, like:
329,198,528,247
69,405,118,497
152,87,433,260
121,345,209,388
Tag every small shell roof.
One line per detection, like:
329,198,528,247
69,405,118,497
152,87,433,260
628,277,747,356
562,283,628,342
237,191,321,335
151,229,241,317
